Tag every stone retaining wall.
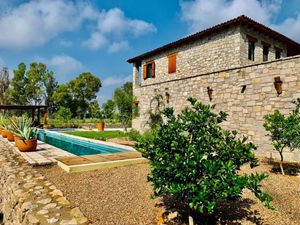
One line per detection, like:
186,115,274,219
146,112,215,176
0,139,89,225
133,55,300,162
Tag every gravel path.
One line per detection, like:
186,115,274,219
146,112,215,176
37,159,300,225
37,163,161,225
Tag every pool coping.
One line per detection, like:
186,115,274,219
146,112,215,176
57,157,148,173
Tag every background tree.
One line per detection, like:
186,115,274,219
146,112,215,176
25,62,47,105
0,67,10,104
136,98,272,223
102,99,115,119
263,98,300,175
43,71,58,114
9,63,28,105
113,82,133,131
52,84,75,117
89,99,102,118
69,72,101,118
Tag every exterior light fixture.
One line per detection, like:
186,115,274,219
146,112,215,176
274,76,283,96
165,92,170,103
207,87,213,101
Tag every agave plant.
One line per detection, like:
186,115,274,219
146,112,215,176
11,116,38,140
0,114,9,130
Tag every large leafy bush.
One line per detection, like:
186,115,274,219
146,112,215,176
136,98,272,218
263,98,300,175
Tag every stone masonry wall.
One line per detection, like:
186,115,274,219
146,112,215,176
0,140,89,225
133,55,300,162
139,26,242,86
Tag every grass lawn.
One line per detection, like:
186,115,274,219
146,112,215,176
64,131,127,139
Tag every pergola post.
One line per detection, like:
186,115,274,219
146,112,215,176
43,107,48,126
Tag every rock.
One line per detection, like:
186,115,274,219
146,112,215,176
35,186,43,190
60,219,78,225
27,214,40,225
50,189,63,197
21,201,38,212
47,218,59,224
37,198,52,204
49,185,57,190
44,203,57,210
70,207,84,218
168,211,178,220
57,197,70,205
75,217,89,225
37,209,49,215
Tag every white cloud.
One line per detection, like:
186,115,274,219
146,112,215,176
37,54,83,82
0,0,156,51
108,41,129,53
102,75,131,87
0,0,96,50
83,8,156,52
59,40,73,47
82,32,108,50
97,8,156,37
49,55,83,76
179,0,300,42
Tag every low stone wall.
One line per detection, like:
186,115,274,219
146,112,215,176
0,139,89,225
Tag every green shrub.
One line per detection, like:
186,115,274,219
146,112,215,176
136,98,272,220
127,129,141,141
263,98,300,175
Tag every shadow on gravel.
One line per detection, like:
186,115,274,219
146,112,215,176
156,196,264,225
265,159,300,176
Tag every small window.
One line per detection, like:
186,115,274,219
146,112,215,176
275,50,281,59
263,46,269,62
143,62,155,79
248,40,255,61
168,54,176,73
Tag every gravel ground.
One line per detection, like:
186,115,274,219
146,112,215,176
36,159,300,225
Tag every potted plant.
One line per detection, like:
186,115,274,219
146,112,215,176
11,116,38,152
97,121,105,132
0,115,9,138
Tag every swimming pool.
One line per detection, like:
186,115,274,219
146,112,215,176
38,130,130,156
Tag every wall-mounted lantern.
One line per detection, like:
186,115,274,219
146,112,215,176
133,99,140,105
207,87,213,101
165,92,170,103
274,76,283,96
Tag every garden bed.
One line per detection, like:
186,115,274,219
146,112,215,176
36,158,300,225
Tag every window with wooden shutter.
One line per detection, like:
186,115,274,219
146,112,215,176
143,61,155,79
143,65,147,79
168,54,176,73
151,62,155,77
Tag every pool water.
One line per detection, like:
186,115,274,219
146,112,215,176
38,130,129,156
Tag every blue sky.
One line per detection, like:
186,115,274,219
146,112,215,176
0,0,300,105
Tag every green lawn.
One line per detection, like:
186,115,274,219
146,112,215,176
64,131,127,140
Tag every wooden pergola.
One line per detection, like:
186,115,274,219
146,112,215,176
0,105,48,126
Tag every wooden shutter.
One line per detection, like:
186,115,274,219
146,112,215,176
151,62,155,77
168,54,176,73
143,65,147,79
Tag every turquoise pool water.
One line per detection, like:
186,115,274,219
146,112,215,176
38,130,129,156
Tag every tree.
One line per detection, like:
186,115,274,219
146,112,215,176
9,63,27,105
52,84,75,116
263,98,300,175
25,62,47,105
136,98,272,223
89,99,101,118
113,82,133,131
0,67,10,104
54,106,72,121
69,72,101,118
102,99,115,119
43,71,58,115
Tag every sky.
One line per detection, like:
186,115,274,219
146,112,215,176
0,0,300,105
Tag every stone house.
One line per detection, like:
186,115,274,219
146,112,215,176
127,15,300,161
